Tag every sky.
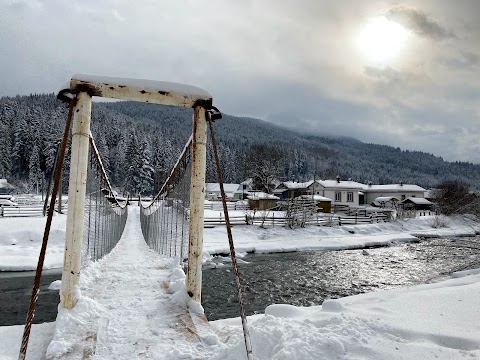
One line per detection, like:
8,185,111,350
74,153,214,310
1,0,479,163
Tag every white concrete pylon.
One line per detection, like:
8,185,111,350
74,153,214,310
61,91,92,309
187,105,207,302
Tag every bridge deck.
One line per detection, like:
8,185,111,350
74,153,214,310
46,207,217,359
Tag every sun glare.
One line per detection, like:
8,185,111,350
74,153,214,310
356,16,408,64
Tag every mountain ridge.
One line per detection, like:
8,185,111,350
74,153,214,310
1,93,479,193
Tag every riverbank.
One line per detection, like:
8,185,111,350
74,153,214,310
1,265,479,359
203,213,480,257
1,212,479,271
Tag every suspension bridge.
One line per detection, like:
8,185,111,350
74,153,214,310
18,75,253,360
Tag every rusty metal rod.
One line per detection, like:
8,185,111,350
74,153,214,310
207,114,253,360
19,99,75,360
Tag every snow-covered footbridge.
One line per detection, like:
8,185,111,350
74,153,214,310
18,75,252,359
47,206,219,359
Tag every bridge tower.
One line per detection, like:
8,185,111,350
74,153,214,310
58,74,215,308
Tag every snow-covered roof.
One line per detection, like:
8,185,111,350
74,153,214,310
402,197,433,205
283,181,314,189
364,184,426,192
59,74,212,108
297,195,332,202
205,183,240,194
247,192,280,200
315,180,365,190
375,196,400,203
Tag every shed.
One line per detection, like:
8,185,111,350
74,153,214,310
401,197,433,210
247,192,279,210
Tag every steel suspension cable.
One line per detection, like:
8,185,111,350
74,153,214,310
207,112,254,360
19,99,75,360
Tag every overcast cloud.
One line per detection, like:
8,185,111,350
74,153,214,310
1,0,479,162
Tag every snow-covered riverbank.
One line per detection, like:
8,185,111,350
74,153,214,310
1,211,479,359
1,212,479,271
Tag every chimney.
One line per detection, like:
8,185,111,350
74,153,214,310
368,181,372,187
400,181,403,187
336,175,340,183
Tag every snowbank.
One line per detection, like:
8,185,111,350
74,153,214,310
4,269,479,359
0,214,67,271
0,212,478,271
211,270,480,359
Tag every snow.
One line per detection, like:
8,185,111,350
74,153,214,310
282,180,314,189
46,206,218,359
375,196,400,202
403,197,434,205
246,192,279,200
1,210,478,272
69,74,212,99
316,179,366,189
211,271,480,359
0,213,67,271
365,183,427,192
1,208,480,359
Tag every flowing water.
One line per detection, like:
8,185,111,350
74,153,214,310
201,236,480,320
0,236,479,325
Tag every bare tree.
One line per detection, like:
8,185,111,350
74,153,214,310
243,144,286,193
434,179,477,215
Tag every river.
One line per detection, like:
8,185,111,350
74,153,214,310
0,236,479,325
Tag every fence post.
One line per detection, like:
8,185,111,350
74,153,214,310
355,212,357,225
187,105,207,303
61,92,92,309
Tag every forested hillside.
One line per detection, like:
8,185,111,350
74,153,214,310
1,93,479,195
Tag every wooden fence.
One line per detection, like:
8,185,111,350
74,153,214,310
0,201,68,217
0,205,45,217
204,202,250,211
203,212,389,228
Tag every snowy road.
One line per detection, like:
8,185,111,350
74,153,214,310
46,206,217,359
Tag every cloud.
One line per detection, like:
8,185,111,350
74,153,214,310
385,6,454,40
0,0,479,163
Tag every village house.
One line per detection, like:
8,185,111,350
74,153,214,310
308,177,365,207
205,183,241,201
362,182,427,205
277,181,314,199
401,197,434,210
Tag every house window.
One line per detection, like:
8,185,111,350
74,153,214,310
401,195,406,200
347,192,353,202
335,192,341,202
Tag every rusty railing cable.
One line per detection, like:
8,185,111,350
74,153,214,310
207,112,254,360
18,99,75,360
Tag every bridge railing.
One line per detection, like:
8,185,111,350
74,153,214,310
81,136,128,266
140,136,192,261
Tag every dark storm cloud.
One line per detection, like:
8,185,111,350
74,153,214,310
385,6,455,40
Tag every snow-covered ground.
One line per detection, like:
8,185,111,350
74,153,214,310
1,208,480,359
1,209,479,272
0,213,66,271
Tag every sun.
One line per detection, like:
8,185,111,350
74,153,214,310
356,16,409,64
